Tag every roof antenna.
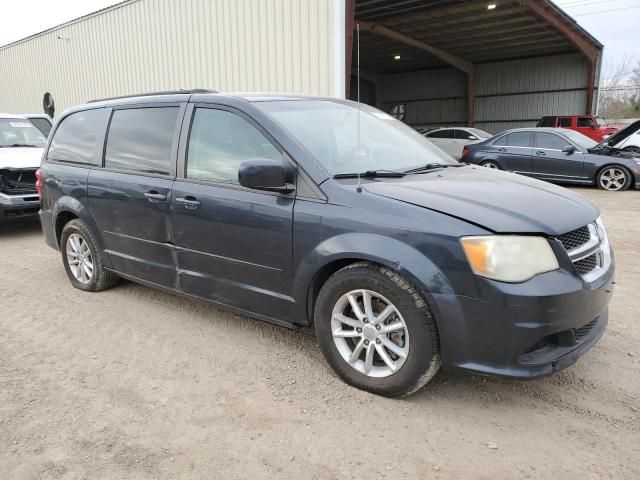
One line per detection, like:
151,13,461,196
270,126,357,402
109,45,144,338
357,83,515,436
356,22,362,193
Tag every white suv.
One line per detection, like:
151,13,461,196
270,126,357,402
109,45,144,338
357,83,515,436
0,114,46,221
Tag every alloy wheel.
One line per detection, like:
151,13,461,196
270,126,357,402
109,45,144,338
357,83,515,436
66,233,94,284
599,167,627,191
482,162,498,169
331,289,409,378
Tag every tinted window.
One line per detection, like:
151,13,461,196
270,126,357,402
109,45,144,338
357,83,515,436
187,108,281,184
538,117,554,127
427,129,454,139
495,132,531,147
105,107,178,174
558,117,572,128
48,109,109,164
577,117,595,128
29,118,52,136
468,128,491,139
534,133,570,150
454,129,477,140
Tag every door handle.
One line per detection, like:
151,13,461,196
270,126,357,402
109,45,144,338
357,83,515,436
497,148,506,152
144,191,168,203
176,196,201,210
535,150,546,156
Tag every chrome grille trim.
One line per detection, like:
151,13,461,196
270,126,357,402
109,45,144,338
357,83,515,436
559,218,611,282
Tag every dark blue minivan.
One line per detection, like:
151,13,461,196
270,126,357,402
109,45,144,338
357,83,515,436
38,92,614,397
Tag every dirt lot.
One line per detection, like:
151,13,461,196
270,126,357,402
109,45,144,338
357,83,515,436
1,187,639,480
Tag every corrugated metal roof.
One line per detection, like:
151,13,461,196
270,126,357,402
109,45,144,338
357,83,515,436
0,1,138,51
354,0,602,74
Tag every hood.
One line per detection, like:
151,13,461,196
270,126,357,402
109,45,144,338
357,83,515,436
594,119,640,150
362,166,598,236
0,147,44,169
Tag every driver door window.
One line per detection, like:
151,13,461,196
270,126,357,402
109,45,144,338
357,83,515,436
187,108,281,184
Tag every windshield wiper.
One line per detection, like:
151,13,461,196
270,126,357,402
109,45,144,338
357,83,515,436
403,163,462,174
333,169,406,179
0,143,41,148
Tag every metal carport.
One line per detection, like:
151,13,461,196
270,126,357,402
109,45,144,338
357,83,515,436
345,0,603,133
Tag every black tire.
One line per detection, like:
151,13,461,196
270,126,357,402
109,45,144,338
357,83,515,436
60,219,119,292
480,160,501,170
596,165,632,191
314,262,440,398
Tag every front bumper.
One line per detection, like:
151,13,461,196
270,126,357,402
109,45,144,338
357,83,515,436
0,191,40,221
429,263,614,379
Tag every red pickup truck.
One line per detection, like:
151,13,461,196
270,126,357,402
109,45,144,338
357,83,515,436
536,115,623,142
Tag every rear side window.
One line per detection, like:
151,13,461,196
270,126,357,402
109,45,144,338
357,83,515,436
534,133,569,150
105,107,179,175
427,129,453,139
454,129,476,140
186,108,281,184
577,117,595,128
494,132,531,147
48,109,109,165
29,118,52,136
558,117,572,128
538,117,554,128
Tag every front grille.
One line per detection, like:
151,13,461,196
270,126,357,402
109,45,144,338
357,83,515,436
574,318,598,341
0,169,37,195
557,226,590,251
574,253,598,275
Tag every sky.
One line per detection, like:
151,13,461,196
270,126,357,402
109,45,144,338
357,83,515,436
0,0,638,69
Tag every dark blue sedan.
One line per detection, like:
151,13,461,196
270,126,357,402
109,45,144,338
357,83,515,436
462,124,640,191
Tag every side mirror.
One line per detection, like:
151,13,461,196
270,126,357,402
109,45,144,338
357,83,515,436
562,145,576,154
238,158,295,193
467,135,478,140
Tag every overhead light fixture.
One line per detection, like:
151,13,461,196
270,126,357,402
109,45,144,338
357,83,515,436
394,54,401,60
487,3,497,9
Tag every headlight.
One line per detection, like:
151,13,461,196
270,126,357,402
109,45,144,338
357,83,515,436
460,235,559,283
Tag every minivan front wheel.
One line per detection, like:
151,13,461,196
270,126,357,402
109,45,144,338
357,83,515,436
60,219,118,292
314,263,440,397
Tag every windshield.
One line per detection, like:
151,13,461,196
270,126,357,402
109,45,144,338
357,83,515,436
257,100,457,175
561,129,598,150
0,118,46,147
596,117,606,127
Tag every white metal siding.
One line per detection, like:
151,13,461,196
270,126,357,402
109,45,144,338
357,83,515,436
0,0,339,115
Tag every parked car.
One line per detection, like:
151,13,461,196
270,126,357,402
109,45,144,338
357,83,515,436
612,127,640,154
536,115,622,142
423,127,491,159
463,124,640,191
23,114,53,136
0,113,46,221
39,92,614,397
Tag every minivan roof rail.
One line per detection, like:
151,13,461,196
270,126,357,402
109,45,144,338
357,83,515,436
88,89,218,103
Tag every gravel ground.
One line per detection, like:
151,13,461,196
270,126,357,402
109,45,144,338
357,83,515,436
1,187,639,480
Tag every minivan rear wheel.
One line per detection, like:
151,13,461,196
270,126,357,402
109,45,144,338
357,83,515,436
314,263,440,397
60,219,118,292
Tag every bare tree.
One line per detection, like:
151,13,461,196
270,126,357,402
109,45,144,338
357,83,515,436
598,54,639,119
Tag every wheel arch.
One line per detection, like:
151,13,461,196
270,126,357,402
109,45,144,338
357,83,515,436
294,233,455,326
52,196,104,251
